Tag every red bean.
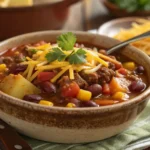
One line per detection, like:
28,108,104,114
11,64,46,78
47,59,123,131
40,81,56,94
81,101,99,107
135,66,145,74
65,98,81,107
87,84,102,97
23,94,43,103
9,64,27,74
129,80,146,92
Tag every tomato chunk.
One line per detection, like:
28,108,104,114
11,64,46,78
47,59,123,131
61,82,80,98
117,68,128,75
37,72,55,82
102,83,110,95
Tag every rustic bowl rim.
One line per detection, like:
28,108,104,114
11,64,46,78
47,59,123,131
0,30,150,113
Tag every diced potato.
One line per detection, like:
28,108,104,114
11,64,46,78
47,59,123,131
0,74,40,99
109,77,130,94
123,62,136,71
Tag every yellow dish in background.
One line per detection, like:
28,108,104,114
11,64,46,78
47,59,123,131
0,0,33,7
114,19,150,55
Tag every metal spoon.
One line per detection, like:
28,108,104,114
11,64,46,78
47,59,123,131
107,30,150,55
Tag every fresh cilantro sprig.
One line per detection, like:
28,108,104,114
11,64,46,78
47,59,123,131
57,32,76,50
45,32,87,64
68,49,87,64
45,47,66,62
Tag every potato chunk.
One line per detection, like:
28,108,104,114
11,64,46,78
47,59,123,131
0,74,40,99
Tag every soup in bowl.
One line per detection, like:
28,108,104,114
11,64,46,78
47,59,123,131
0,31,149,143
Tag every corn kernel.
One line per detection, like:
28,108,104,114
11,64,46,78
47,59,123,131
123,62,135,71
77,89,92,101
0,64,6,72
66,103,76,108
112,92,129,101
39,100,53,106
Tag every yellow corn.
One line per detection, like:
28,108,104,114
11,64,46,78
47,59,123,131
77,89,92,101
66,103,76,108
123,62,136,71
39,100,53,106
0,64,6,72
112,92,129,101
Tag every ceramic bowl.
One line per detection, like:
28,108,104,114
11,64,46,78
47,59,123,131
0,31,150,143
98,17,143,37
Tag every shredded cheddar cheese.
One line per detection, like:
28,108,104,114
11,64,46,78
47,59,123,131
86,50,108,67
69,67,74,79
114,19,150,55
51,65,71,83
21,42,115,82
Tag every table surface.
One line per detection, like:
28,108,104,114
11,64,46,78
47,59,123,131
63,0,114,31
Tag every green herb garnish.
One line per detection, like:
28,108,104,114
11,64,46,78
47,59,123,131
109,0,150,12
30,49,38,54
45,32,87,64
57,32,76,50
45,47,66,62
68,49,87,64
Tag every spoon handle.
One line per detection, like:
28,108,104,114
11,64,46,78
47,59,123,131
107,30,150,55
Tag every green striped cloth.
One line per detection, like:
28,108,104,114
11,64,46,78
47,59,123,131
23,101,150,150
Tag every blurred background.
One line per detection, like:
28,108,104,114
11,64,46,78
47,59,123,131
0,0,150,40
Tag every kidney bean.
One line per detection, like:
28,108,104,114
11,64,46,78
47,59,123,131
9,64,27,74
81,101,99,107
65,98,81,107
135,66,145,74
23,94,43,103
40,81,56,94
129,80,146,92
87,84,102,97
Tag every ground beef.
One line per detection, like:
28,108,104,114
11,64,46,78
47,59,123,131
99,49,106,55
57,76,71,87
0,56,14,65
13,53,26,63
108,62,116,70
73,73,88,88
97,67,116,84
80,71,99,85
126,74,140,81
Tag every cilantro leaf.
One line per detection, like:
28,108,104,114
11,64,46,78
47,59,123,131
45,47,66,62
57,32,76,50
68,49,87,64
30,49,38,54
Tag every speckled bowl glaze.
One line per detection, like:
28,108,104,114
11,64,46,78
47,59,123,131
0,31,150,143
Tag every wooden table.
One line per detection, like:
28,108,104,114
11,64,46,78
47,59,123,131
63,0,114,31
